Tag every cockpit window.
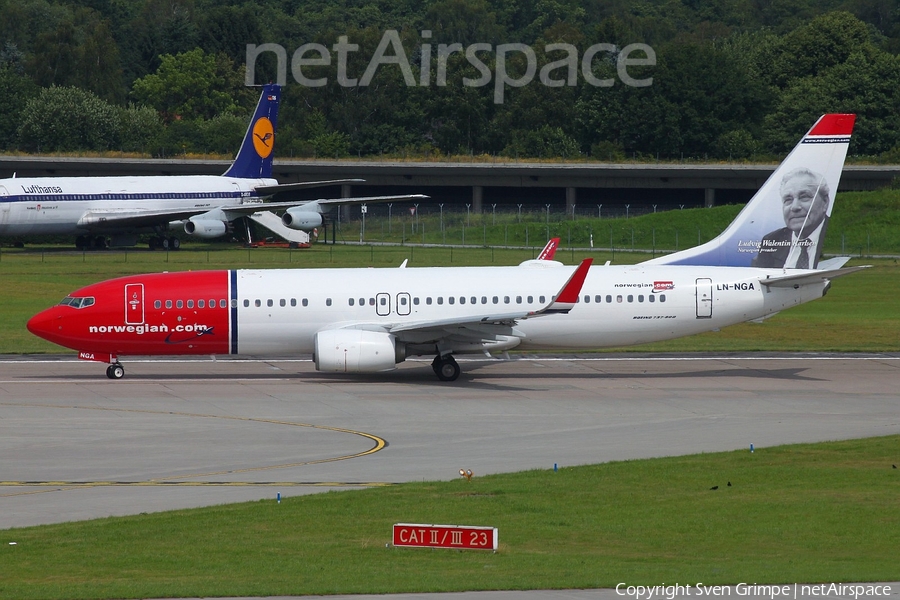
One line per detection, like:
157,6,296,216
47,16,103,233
59,296,95,309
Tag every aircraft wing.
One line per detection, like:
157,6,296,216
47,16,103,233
75,194,429,231
354,259,593,344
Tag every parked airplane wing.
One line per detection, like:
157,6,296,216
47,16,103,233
73,194,429,232
253,179,365,196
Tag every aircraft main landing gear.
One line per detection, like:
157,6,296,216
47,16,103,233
106,363,125,379
432,354,460,382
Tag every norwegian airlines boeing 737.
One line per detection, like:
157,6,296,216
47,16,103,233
0,84,423,249
28,114,863,381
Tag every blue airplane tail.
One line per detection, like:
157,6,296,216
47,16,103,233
223,84,281,179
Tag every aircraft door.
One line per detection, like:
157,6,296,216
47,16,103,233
0,186,8,225
375,292,390,316
396,292,411,316
695,278,713,319
124,283,145,325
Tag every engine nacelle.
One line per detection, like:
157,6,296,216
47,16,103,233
314,329,402,373
282,208,323,231
184,219,228,238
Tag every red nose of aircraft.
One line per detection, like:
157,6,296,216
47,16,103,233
27,307,66,347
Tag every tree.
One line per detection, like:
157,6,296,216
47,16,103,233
131,49,253,121
17,86,119,152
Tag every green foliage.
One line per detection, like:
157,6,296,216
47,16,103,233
131,48,251,121
17,86,119,152
116,104,163,153
5,2,900,158
0,66,39,149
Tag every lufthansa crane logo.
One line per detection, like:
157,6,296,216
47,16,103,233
252,117,275,159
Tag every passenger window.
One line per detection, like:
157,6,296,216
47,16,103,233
660,294,666,302
504,296,510,304
291,299,297,307
414,297,420,305
400,297,408,306
255,299,261,307
606,295,613,303
326,298,332,306
359,298,365,306
595,295,602,303
516,296,522,304
220,300,226,308
649,295,655,303
459,297,465,304
437,297,443,305
176,300,183,309
154,300,161,309
426,297,433,305
380,297,387,306
449,297,455,305
302,298,309,307
627,295,633,303
481,296,487,304
165,300,172,309
267,299,273,307
616,295,623,303
280,299,286,307
539,296,546,303
187,300,194,309
638,295,644,302
198,300,205,308
243,299,249,308
527,296,533,303
492,296,499,304
470,296,476,304
583,295,590,303
349,298,355,306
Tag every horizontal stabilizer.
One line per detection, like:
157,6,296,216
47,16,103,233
254,179,365,196
759,265,870,288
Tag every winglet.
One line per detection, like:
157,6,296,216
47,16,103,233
537,238,560,260
537,258,592,315
223,83,281,179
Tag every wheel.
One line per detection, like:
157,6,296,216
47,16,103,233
160,237,170,250
435,356,460,382
106,364,124,379
169,237,180,250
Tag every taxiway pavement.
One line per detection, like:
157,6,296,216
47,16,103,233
1,353,898,529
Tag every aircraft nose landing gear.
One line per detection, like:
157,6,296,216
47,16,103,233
106,363,125,379
432,354,460,381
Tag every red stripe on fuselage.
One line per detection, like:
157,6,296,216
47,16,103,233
28,271,231,357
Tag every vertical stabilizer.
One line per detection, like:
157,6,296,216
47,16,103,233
223,84,281,179
643,114,855,268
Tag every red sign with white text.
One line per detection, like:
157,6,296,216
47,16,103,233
392,523,497,551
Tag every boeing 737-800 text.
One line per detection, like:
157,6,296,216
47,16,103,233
27,114,862,381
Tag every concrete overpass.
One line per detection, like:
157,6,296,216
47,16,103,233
2,155,897,215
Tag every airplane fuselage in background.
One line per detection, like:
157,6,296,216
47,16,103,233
27,262,824,368
0,175,274,236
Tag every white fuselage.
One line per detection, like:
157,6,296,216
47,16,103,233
230,263,820,355
0,175,275,235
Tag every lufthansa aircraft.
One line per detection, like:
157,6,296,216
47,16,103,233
27,114,863,381
0,84,423,249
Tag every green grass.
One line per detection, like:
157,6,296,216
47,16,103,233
1,436,898,598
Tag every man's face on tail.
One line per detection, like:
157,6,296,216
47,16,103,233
780,171,829,237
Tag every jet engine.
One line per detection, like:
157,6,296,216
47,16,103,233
184,219,228,238
282,207,323,231
314,329,403,373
